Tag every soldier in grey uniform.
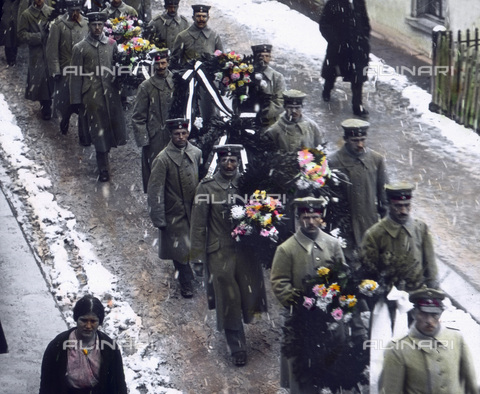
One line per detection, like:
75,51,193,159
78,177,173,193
17,0,53,120
147,0,189,50
124,0,151,22
103,0,138,19
171,4,223,123
271,197,354,393
132,48,175,192
46,0,89,142
190,144,268,366
379,287,478,394
248,44,286,130
328,119,388,259
70,12,127,182
265,89,326,152
147,118,202,298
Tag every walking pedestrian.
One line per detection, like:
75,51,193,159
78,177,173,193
0,0,20,66
319,0,371,118
46,0,89,142
70,11,127,182
379,287,478,394
190,144,268,366
147,0,189,50
265,89,325,152
328,118,388,259
132,48,176,192
17,0,54,120
147,118,202,298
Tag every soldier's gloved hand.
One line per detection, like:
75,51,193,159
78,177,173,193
287,288,302,306
191,261,204,278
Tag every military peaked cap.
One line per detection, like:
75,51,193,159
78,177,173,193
385,182,415,201
251,44,273,54
192,4,211,13
166,118,189,131
164,0,180,6
283,89,307,106
409,286,446,314
150,48,170,62
65,0,83,10
87,12,107,22
294,196,328,214
213,144,243,157
341,118,370,137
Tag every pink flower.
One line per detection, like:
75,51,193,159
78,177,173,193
298,149,314,166
260,228,270,237
230,72,241,81
303,297,314,310
214,49,223,56
331,307,343,321
312,284,326,297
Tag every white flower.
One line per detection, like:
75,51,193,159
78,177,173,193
231,205,246,219
254,73,263,81
194,117,203,129
343,312,353,323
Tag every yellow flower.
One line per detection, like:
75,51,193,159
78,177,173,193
229,83,236,91
317,267,330,277
329,283,340,292
83,349,88,355
264,216,272,226
248,64,254,73
347,295,357,308
238,80,244,87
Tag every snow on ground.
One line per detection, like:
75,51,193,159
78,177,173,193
1,0,480,392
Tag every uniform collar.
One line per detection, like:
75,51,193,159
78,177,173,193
149,71,174,89
188,24,212,39
161,12,182,25
294,228,328,253
165,140,196,166
60,13,87,28
30,4,50,17
213,171,239,190
382,215,414,238
85,33,109,46
261,65,274,80
409,325,447,353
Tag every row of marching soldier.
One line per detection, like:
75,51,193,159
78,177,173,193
1,0,478,393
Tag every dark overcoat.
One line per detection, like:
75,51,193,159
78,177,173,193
39,327,127,394
328,145,388,248
319,0,370,83
17,3,53,101
190,172,268,331
0,0,20,47
147,140,202,263
148,12,189,49
70,33,127,153
46,13,88,118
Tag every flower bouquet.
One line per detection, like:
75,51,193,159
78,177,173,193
212,50,254,103
115,37,159,89
295,147,332,190
230,190,284,242
104,16,143,44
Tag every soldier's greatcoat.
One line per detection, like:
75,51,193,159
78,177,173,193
17,3,53,101
171,23,223,66
270,229,347,394
70,33,127,153
319,0,370,84
148,12,189,49
124,0,151,21
265,114,326,152
190,172,267,331
379,325,478,394
361,216,438,292
147,140,201,263
103,2,138,18
46,13,88,118
0,0,20,47
132,71,175,188
329,145,388,248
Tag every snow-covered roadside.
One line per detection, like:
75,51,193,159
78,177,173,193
0,95,180,393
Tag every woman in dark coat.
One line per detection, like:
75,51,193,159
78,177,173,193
319,0,371,117
39,295,128,394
